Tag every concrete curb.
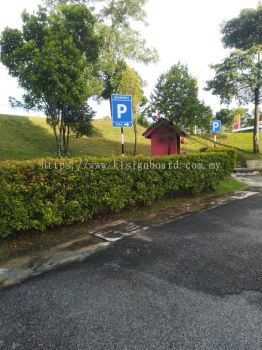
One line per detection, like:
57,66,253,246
234,168,262,176
0,241,110,289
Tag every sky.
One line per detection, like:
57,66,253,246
0,0,259,117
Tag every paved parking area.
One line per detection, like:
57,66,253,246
1,192,262,349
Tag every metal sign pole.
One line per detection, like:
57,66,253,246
121,127,124,156
214,134,217,147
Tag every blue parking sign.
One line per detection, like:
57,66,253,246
111,95,133,127
212,120,222,133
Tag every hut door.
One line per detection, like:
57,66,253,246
168,143,171,155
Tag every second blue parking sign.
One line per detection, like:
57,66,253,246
111,95,133,127
212,120,222,133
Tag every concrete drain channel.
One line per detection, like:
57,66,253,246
92,221,149,242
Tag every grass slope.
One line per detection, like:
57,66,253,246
0,114,262,165
0,114,150,160
183,133,262,166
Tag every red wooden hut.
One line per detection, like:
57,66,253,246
142,118,188,156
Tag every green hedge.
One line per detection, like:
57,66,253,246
201,147,244,166
0,152,236,238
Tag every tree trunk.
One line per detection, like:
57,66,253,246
133,116,137,156
62,127,66,155
57,112,63,158
109,97,112,117
66,126,70,155
253,87,260,153
58,126,63,158
253,51,261,154
52,125,60,156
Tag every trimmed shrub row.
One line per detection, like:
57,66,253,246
0,152,236,238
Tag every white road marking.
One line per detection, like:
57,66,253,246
94,222,149,242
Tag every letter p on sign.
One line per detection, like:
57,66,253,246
117,104,127,119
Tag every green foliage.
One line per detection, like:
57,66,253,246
92,0,158,106
97,24,159,65
201,147,237,158
215,108,234,127
148,63,212,131
94,0,148,28
206,48,262,106
46,0,159,120
45,0,150,29
209,4,262,154
0,4,102,156
231,107,247,118
92,0,159,63
50,0,159,106
205,47,262,153
0,152,235,238
118,66,144,114
63,103,95,137
137,114,151,128
214,177,247,195
241,109,254,128
215,107,247,129
186,133,262,166
117,65,145,155
222,4,262,50
100,60,127,101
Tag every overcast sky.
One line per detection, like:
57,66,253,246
0,0,259,117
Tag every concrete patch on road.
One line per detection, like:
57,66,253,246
0,268,7,276
93,221,150,242
232,175,262,190
230,191,259,200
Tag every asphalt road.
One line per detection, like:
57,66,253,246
1,193,262,350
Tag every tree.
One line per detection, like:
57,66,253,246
215,108,233,128
206,47,261,153
92,0,159,113
45,0,159,108
221,3,262,50
60,103,96,154
45,0,158,62
148,63,212,132
137,113,151,128
216,107,246,130
0,5,102,156
213,4,262,153
241,109,255,128
92,0,157,60
100,59,127,112
117,66,144,155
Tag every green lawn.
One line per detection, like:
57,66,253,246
182,133,262,166
0,114,262,165
0,114,150,160
214,177,247,194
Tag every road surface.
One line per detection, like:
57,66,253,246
1,193,262,350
